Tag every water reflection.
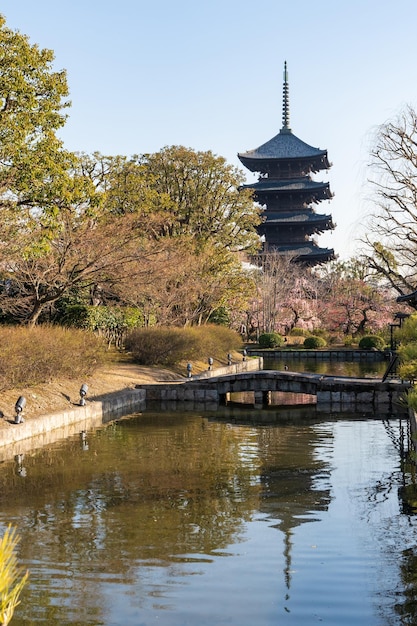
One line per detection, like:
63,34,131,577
0,407,415,625
264,356,387,377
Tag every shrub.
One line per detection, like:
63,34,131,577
206,306,231,326
0,325,107,390
289,327,309,337
358,335,385,350
407,388,417,409
303,336,327,349
125,325,242,366
258,332,283,349
343,335,354,347
62,305,146,348
311,328,328,339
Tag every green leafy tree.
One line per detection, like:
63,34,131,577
136,145,262,252
94,147,261,326
0,14,70,209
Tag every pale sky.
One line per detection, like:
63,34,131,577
2,0,417,260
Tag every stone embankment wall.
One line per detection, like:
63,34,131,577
248,349,386,361
0,359,263,459
193,357,263,379
0,388,146,460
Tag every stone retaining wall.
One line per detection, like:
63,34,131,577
249,349,386,361
192,356,264,379
0,388,145,456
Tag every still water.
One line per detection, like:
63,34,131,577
263,355,387,378
1,405,417,625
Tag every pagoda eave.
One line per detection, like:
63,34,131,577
242,179,331,194
269,243,335,264
238,154,330,175
251,188,333,204
260,217,334,233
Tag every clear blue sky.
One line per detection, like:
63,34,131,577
2,0,417,260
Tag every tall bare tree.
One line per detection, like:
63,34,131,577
363,105,417,301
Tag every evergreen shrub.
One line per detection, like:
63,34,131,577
303,336,327,349
62,305,146,347
289,327,309,337
358,335,385,350
258,332,283,349
396,315,417,382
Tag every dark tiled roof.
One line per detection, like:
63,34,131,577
242,178,331,194
262,211,333,225
272,242,335,262
238,129,328,161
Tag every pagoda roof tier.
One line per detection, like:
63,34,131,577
267,241,335,264
238,129,330,174
242,178,332,200
261,210,334,228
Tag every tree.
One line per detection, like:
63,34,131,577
363,105,417,301
0,14,70,207
316,259,396,337
0,152,169,326
0,20,262,330
249,252,319,336
136,145,262,253
93,147,261,327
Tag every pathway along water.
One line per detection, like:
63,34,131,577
0,399,417,625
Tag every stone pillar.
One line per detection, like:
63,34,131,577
254,390,271,407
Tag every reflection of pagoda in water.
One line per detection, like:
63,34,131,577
238,62,335,266
214,406,332,599
256,418,331,595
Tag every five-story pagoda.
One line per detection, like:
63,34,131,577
238,62,335,265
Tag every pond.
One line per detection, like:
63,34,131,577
263,355,388,378
1,404,417,625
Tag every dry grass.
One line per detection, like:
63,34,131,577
0,525,28,626
125,325,243,366
0,326,108,391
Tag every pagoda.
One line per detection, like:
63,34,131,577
238,62,335,265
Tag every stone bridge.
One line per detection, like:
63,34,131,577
141,369,411,411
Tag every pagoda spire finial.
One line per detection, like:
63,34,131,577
281,61,291,133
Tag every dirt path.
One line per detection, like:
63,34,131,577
0,362,183,424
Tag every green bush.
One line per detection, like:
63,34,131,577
62,305,146,348
124,325,242,366
303,335,327,349
206,306,231,326
0,325,107,390
407,387,417,409
258,332,283,349
392,316,417,398
358,335,385,350
289,327,309,337
311,328,328,338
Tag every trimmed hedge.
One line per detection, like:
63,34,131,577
303,336,327,349
258,332,283,349
358,335,385,350
289,327,310,337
